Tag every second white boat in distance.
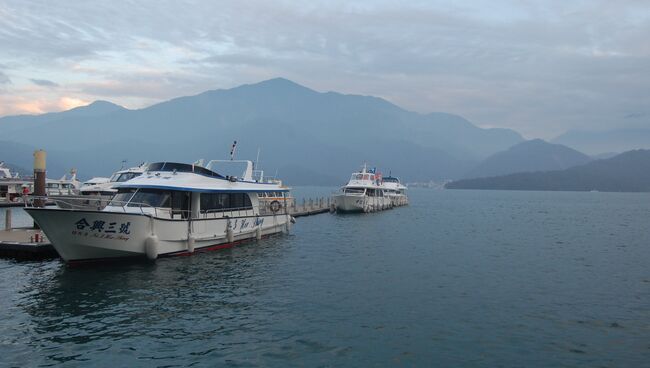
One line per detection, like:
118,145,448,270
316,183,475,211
381,174,409,207
332,164,394,213
25,159,294,264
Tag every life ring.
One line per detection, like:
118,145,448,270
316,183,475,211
269,200,281,213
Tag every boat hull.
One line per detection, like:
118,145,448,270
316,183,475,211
25,208,290,263
388,194,409,207
332,194,392,213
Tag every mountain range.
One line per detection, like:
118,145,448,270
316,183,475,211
446,149,650,192
0,78,524,184
463,139,593,179
1,78,648,186
552,128,650,155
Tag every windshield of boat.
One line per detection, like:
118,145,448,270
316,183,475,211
111,172,141,183
344,188,365,194
108,188,137,206
127,188,172,208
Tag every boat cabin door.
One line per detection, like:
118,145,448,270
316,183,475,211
171,191,190,220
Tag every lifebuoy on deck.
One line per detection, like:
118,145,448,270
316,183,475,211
269,200,281,213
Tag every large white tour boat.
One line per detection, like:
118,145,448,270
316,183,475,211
332,164,393,213
25,160,293,264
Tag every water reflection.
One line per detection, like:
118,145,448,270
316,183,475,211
17,237,293,365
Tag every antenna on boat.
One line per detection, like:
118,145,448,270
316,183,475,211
254,147,261,170
230,140,237,161
120,159,127,170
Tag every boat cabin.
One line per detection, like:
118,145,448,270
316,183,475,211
104,161,287,220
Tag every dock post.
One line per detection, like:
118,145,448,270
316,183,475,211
33,150,46,208
4,208,11,230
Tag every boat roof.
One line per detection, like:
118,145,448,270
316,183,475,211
116,161,289,193
205,160,253,181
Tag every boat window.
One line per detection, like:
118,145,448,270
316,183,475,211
109,188,137,206
115,172,140,182
201,193,229,213
146,162,165,171
194,166,223,178
231,193,246,208
201,193,252,213
345,188,365,194
128,189,172,208
146,162,224,178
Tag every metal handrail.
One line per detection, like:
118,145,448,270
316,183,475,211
25,195,290,220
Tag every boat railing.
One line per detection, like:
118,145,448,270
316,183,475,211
25,195,160,215
25,196,288,220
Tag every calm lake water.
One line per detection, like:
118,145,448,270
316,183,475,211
1,189,649,367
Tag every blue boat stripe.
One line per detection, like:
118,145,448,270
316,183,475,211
117,184,290,193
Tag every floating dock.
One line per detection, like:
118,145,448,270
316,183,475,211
289,197,332,217
0,227,58,260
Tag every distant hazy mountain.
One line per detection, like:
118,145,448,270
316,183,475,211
0,78,523,183
446,149,650,192
0,141,71,177
591,152,619,160
463,139,592,179
553,128,650,155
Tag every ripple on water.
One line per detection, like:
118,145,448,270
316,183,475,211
1,189,650,366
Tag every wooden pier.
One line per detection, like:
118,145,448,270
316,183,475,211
288,197,332,217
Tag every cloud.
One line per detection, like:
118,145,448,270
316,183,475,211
0,71,10,84
30,79,59,87
0,95,89,116
0,0,649,137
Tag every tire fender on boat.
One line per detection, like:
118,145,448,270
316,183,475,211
145,235,159,260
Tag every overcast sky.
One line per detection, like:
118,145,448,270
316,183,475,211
1,0,648,138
